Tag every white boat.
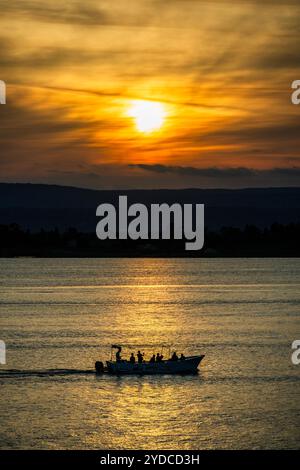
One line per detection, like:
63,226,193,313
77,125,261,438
105,355,205,375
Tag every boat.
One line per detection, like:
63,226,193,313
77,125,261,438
95,345,205,375
105,355,204,375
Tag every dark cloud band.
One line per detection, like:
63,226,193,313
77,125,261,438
129,164,300,179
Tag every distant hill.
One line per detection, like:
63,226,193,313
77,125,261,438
0,183,299,231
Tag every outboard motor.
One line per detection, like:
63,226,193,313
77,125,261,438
95,361,104,374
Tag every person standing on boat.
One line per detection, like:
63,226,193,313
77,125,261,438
137,350,144,363
171,351,179,361
116,346,122,362
130,353,136,363
156,353,163,362
180,353,186,360
149,354,156,363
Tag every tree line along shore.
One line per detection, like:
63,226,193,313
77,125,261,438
0,222,299,257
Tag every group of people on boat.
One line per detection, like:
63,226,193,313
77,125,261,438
115,346,185,364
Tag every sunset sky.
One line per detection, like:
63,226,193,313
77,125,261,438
0,0,299,189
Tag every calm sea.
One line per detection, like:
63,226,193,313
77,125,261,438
0,258,299,449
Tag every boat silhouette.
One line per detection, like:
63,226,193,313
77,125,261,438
95,345,205,375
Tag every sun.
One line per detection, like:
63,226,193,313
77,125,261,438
127,100,166,133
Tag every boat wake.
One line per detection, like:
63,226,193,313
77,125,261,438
0,368,95,378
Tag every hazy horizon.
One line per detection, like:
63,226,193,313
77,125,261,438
2,180,300,192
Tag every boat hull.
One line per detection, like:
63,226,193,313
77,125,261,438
105,355,205,375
